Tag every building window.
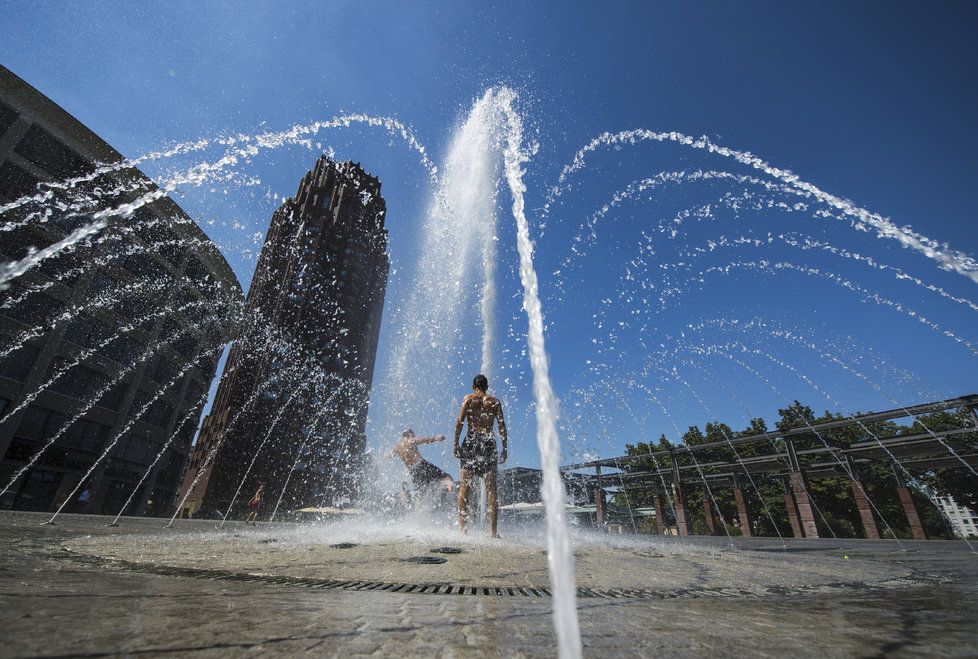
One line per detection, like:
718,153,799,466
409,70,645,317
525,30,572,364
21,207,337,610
61,419,111,454
195,355,217,381
14,405,66,441
47,204,92,234
87,272,119,297
2,291,64,329
96,380,127,411
123,253,168,281
184,379,205,406
130,389,152,416
0,343,40,382
46,360,112,402
114,293,156,328
173,334,199,360
144,352,178,384
14,124,93,179
129,389,173,429
38,252,81,286
0,226,51,264
64,314,111,350
183,257,211,287
0,161,40,201
101,334,144,366
137,216,187,268
124,437,156,464
0,100,18,135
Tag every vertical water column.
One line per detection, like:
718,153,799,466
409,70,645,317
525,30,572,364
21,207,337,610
384,92,502,436
480,234,497,377
380,87,582,658
494,87,583,659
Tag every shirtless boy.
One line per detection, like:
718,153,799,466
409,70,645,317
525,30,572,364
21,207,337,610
391,429,454,498
453,374,508,538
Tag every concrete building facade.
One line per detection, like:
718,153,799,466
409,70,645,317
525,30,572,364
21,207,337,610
0,66,243,515
933,491,978,539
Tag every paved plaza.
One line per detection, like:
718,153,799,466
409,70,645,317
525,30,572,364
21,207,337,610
2,510,977,657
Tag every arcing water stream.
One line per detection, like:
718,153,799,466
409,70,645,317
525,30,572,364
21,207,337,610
545,128,978,284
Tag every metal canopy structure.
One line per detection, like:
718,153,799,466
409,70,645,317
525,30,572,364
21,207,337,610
581,428,978,487
559,394,978,540
561,394,978,483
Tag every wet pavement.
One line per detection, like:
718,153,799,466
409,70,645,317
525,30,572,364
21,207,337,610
2,511,976,657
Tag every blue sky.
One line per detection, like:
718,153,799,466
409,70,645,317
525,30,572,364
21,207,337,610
3,2,977,473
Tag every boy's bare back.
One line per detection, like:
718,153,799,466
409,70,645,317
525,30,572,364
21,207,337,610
459,392,503,434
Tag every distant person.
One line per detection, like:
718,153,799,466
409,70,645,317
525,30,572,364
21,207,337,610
77,486,92,513
391,430,455,499
246,483,265,524
454,373,508,538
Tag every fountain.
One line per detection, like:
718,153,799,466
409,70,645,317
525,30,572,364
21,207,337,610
2,78,977,659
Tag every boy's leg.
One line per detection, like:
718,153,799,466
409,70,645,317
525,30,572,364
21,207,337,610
457,468,471,533
486,468,499,538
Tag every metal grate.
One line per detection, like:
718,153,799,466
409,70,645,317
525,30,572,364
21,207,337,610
62,548,920,600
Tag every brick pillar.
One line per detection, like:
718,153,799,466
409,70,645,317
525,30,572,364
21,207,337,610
850,479,880,539
788,471,819,538
703,497,717,535
595,487,606,528
652,493,665,533
673,483,690,536
594,466,604,529
670,454,690,536
897,486,927,540
733,487,753,537
784,493,804,538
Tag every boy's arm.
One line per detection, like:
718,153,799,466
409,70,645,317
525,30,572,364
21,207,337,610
496,401,508,464
453,398,468,457
409,434,446,446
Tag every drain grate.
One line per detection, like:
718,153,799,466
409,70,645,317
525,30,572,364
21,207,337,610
406,555,447,564
329,542,357,549
430,547,463,554
60,548,918,601
634,551,663,559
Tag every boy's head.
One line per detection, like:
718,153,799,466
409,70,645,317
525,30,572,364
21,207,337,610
472,374,488,392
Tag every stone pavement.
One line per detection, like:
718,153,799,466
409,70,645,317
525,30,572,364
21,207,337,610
2,511,977,657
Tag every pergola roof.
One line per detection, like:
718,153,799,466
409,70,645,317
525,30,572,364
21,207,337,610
561,394,978,486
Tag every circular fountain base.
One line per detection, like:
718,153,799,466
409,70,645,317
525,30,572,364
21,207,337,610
63,519,916,599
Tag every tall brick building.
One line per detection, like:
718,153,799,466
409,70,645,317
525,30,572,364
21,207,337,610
177,157,389,517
